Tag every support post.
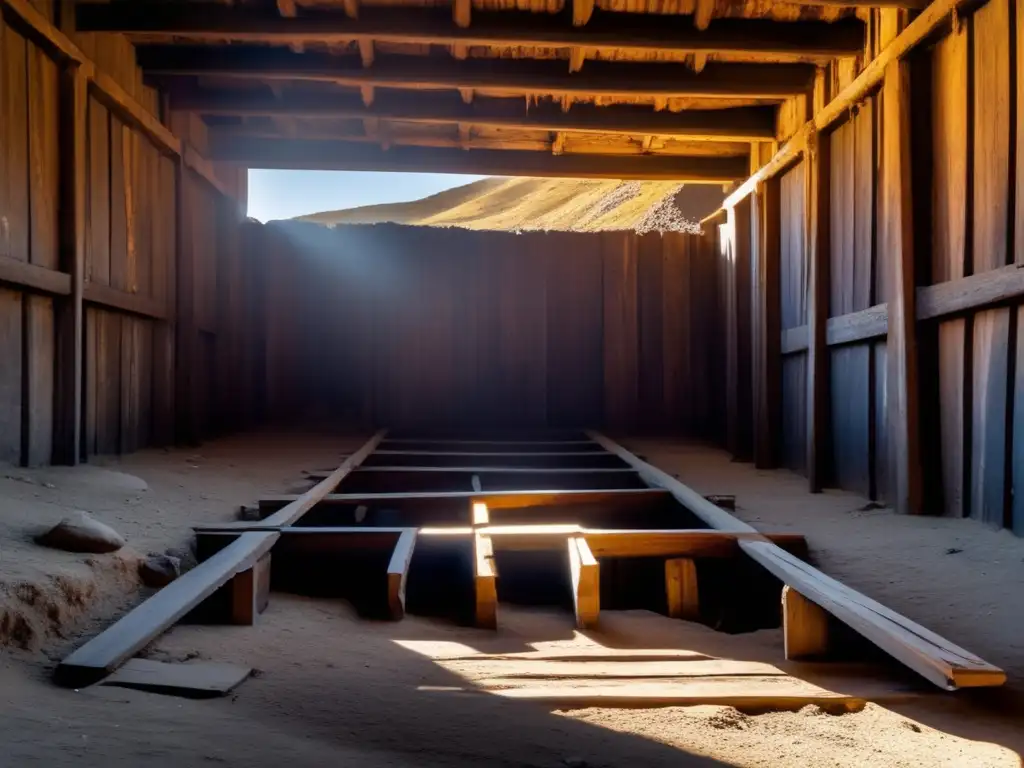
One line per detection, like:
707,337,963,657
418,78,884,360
806,129,832,491
230,565,257,625
752,178,782,468
568,536,599,629
53,64,87,464
782,585,830,659
474,532,497,629
174,159,199,445
387,529,417,620
665,557,700,621
881,59,923,515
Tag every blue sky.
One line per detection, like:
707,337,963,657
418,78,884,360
247,169,488,222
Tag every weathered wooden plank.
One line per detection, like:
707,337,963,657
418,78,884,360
23,295,54,466
86,96,110,286
568,536,599,629
3,21,30,265
101,658,252,698
1013,310,1024,534
387,529,417,620
28,39,59,270
806,133,830,491
110,117,128,292
0,254,71,295
662,233,692,432
752,180,782,469
830,345,871,496
932,26,968,284
57,532,279,687
637,234,664,430
83,282,167,319
938,319,967,517
970,309,1011,526
973,0,1011,275
602,233,639,431
881,59,922,515
0,288,23,464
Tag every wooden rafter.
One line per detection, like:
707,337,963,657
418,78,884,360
277,0,297,17
138,46,816,101
206,137,750,180
453,0,471,28
171,89,777,141
77,5,866,60
573,0,595,26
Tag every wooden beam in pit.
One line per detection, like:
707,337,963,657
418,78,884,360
588,432,1006,690
173,89,777,142
77,5,866,60
387,529,417,620
569,536,599,629
57,532,279,687
665,558,700,621
209,138,750,181
782,585,829,659
474,532,498,629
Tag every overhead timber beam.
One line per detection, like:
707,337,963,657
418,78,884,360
173,89,776,141
207,137,751,180
138,47,816,101
76,5,866,60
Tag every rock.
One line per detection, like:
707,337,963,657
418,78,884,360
36,511,126,554
139,554,181,588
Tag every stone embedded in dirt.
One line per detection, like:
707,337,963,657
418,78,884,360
139,554,182,588
35,511,126,554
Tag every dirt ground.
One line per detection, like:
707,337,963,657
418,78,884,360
1,431,1022,766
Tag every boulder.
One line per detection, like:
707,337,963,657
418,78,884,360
35,511,126,554
139,554,182,588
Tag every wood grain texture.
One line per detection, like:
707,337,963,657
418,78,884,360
23,295,54,466
3,22,29,265
783,585,830,660
1013,309,1024,534
602,232,639,431
971,309,1011,526
973,0,1012,274
0,288,22,464
665,557,699,621
28,41,58,270
780,163,808,331
663,233,692,432
830,345,871,496
932,27,968,283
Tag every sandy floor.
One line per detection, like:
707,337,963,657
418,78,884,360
1,431,1022,766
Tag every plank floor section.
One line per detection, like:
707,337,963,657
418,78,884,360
56,532,279,687
101,659,252,699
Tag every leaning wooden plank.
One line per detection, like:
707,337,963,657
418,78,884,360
354,466,636,474
587,431,1005,690
374,450,612,457
387,529,417,620
568,536,599,629
56,532,279,687
101,659,252,699
474,532,498,629
260,430,386,526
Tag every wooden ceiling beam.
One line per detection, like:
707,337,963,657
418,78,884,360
138,46,815,100
205,136,751,180
77,5,865,60
172,88,777,141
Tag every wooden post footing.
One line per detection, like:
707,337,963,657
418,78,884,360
782,584,829,660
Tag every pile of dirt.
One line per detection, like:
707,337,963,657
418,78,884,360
294,177,725,233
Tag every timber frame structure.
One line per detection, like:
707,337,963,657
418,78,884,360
56,430,1005,692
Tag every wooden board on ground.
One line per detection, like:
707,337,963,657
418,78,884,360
587,431,1006,690
101,658,252,699
57,531,279,687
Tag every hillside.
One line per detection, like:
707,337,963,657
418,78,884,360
295,177,725,233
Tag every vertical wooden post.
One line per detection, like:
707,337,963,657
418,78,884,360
174,159,198,445
568,536,599,629
474,532,497,629
806,129,832,492
782,585,830,659
53,64,87,465
882,60,923,515
752,179,782,469
665,558,699,621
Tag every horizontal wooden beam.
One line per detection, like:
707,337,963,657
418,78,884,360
355,465,636,474
77,5,866,60
782,304,889,354
783,0,927,6
139,46,816,101
583,529,807,557
918,263,1024,320
711,0,988,219
208,137,750,180
174,89,776,141
83,283,169,320
0,255,71,296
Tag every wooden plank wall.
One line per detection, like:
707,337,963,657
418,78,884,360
715,0,1024,536
257,222,725,435
0,4,251,465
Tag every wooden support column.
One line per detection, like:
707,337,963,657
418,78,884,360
53,64,87,464
230,553,271,625
665,557,699,621
174,159,199,445
751,179,782,469
569,536,599,629
474,532,497,629
806,129,832,491
782,585,829,659
387,529,417,620
881,59,923,515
